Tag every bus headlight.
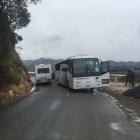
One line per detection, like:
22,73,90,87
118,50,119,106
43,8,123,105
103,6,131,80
102,79,109,84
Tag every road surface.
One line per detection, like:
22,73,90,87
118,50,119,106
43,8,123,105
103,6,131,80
0,83,140,140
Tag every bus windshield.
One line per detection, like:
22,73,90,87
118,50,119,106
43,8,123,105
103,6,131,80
73,58,100,77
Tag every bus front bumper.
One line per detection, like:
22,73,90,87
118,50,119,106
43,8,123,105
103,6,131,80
73,81,101,89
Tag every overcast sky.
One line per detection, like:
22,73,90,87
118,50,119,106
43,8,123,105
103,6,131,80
17,0,140,61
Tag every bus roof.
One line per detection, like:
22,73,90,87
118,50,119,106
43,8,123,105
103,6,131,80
68,55,97,59
55,55,98,65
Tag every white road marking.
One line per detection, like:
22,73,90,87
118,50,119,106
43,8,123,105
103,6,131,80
110,123,121,131
54,132,60,139
32,92,38,96
50,100,61,111
134,117,140,123
66,93,70,97
30,86,36,93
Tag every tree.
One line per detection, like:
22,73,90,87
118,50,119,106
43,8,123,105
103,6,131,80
0,0,41,30
0,0,41,86
0,0,41,53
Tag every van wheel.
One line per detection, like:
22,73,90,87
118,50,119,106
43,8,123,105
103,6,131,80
67,81,73,91
66,80,69,88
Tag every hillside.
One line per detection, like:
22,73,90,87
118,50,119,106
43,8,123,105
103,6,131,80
109,60,140,69
23,58,140,72
23,58,62,71
0,8,32,105
0,48,32,105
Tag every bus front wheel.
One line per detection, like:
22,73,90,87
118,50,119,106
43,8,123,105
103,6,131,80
90,88,94,94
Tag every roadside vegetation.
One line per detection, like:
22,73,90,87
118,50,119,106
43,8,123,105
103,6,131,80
0,0,41,105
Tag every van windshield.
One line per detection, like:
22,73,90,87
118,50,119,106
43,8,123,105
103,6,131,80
37,68,49,74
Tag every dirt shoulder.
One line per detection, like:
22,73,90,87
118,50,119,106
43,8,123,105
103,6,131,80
100,82,140,119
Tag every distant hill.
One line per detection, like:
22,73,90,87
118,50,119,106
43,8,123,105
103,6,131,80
22,58,140,72
109,60,140,68
109,60,140,72
22,58,62,71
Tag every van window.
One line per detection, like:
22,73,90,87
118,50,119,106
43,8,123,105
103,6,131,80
37,68,49,74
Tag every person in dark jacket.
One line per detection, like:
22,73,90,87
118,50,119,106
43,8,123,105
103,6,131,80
52,72,55,80
125,70,132,86
130,70,135,87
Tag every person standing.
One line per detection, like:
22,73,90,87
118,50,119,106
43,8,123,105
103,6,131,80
130,69,135,87
125,70,131,86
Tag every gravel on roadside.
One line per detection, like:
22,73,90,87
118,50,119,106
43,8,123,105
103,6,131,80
99,82,140,121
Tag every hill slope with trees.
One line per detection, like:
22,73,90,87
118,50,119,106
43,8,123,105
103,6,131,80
0,0,41,105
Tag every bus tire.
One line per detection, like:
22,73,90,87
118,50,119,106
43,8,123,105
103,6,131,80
90,88,94,94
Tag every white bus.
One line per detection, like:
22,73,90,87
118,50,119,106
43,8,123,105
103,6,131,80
35,64,52,84
55,56,110,91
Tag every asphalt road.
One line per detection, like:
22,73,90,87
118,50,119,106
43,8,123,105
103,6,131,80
0,83,140,140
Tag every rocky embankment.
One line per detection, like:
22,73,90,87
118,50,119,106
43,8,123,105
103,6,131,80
0,82,32,106
0,1,38,106
0,49,32,106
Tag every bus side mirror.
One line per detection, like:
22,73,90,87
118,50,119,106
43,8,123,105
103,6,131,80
101,62,109,74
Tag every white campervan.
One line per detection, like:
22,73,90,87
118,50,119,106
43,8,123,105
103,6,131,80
35,64,52,84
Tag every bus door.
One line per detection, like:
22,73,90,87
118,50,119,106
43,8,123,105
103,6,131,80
61,64,69,85
101,61,110,86
101,62,109,74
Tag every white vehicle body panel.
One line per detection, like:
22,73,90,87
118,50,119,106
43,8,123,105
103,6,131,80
56,71,110,89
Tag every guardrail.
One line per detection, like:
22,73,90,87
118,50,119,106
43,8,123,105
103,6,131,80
110,74,126,82
110,73,140,82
